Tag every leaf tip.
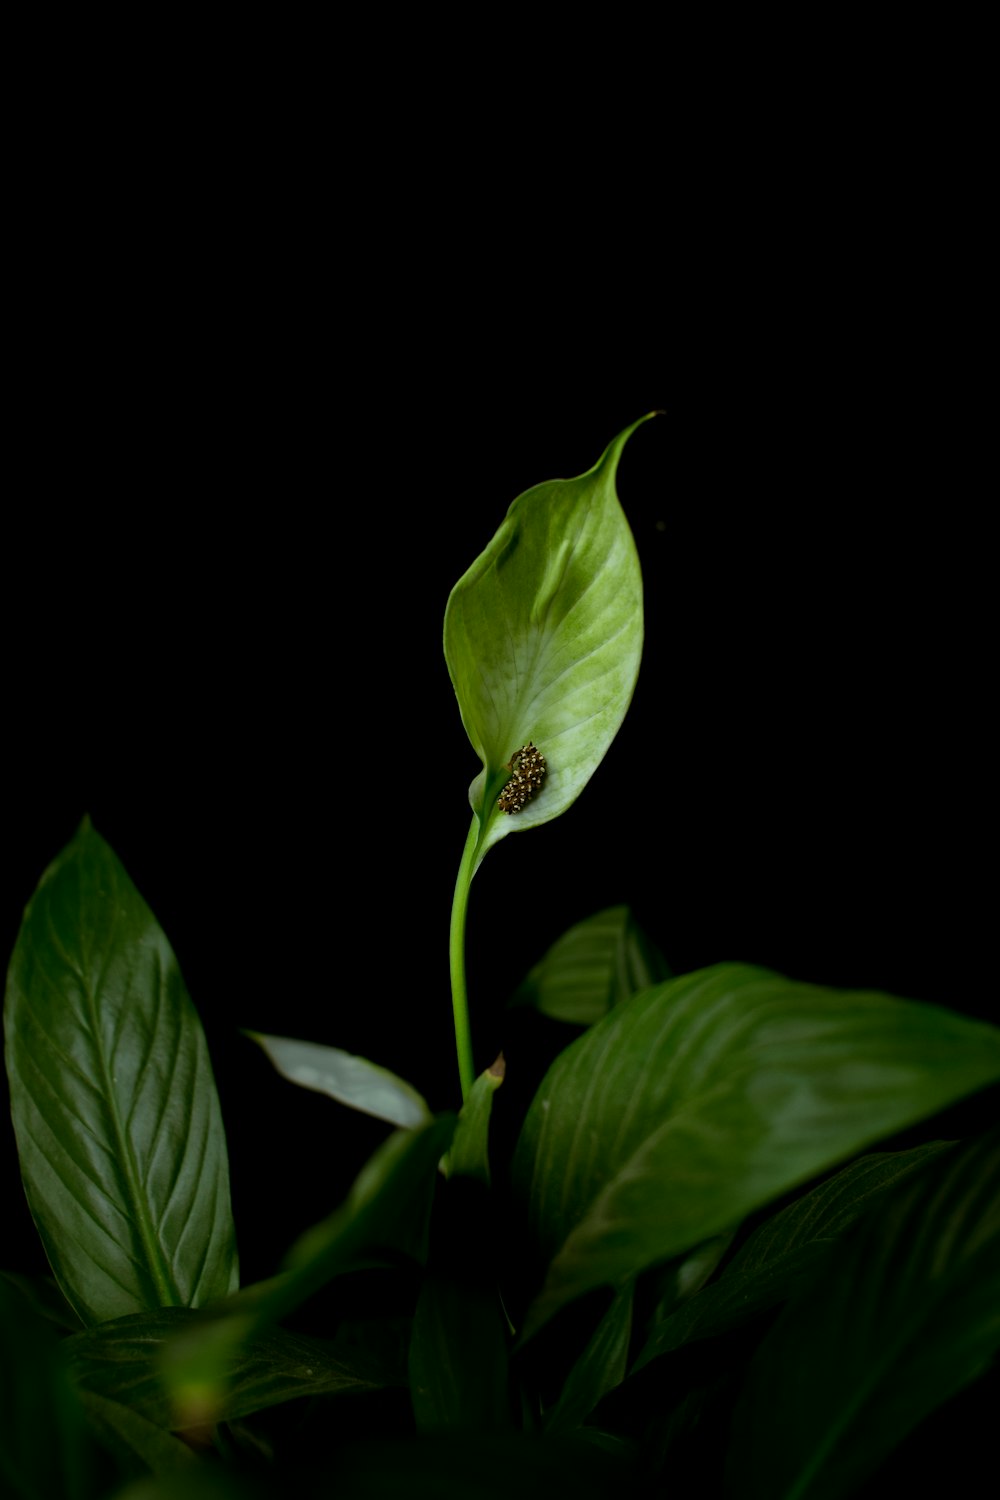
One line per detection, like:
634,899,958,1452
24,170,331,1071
595,409,662,483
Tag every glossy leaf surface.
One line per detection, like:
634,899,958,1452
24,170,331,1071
4,821,238,1325
632,1140,953,1371
444,418,650,868
727,1127,1000,1498
513,964,1000,1338
246,1031,432,1128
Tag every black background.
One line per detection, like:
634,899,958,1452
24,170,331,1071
3,119,991,1289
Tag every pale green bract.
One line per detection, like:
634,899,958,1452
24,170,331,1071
444,416,651,870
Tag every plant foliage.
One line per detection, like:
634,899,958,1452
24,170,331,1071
3,418,998,1498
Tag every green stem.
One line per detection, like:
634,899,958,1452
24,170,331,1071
449,813,481,1101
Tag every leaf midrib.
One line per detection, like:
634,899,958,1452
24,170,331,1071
65,892,182,1311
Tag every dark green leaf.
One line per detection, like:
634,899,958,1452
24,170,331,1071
543,1281,634,1434
0,1273,95,1500
69,1307,393,1428
0,1270,83,1332
448,1056,505,1186
159,1116,455,1428
282,1115,456,1282
727,1128,1000,1498
411,1072,511,1433
643,1231,738,1330
79,1391,195,1477
409,1267,511,1433
3,820,238,1324
444,418,651,871
328,1430,638,1499
510,906,670,1026
512,963,1000,1338
632,1140,953,1370
245,1031,432,1128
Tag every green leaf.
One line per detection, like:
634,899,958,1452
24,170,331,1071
283,1115,456,1281
543,1281,634,1435
637,1229,737,1337
245,1031,432,1128
510,905,670,1026
448,1055,506,1186
3,820,238,1325
444,418,651,870
512,963,1000,1339
410,1068,511,1433
79,1391,195,1478
409,1265,511,1434
69,1307,393,1428
0,1270,84,1333
327,1430,637,1499
0,1273,95,1500
159,1116,455,1429
726,1127,1000,1499
632,1140,953,1371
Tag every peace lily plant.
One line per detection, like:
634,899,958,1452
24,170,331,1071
3,417,999,1499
